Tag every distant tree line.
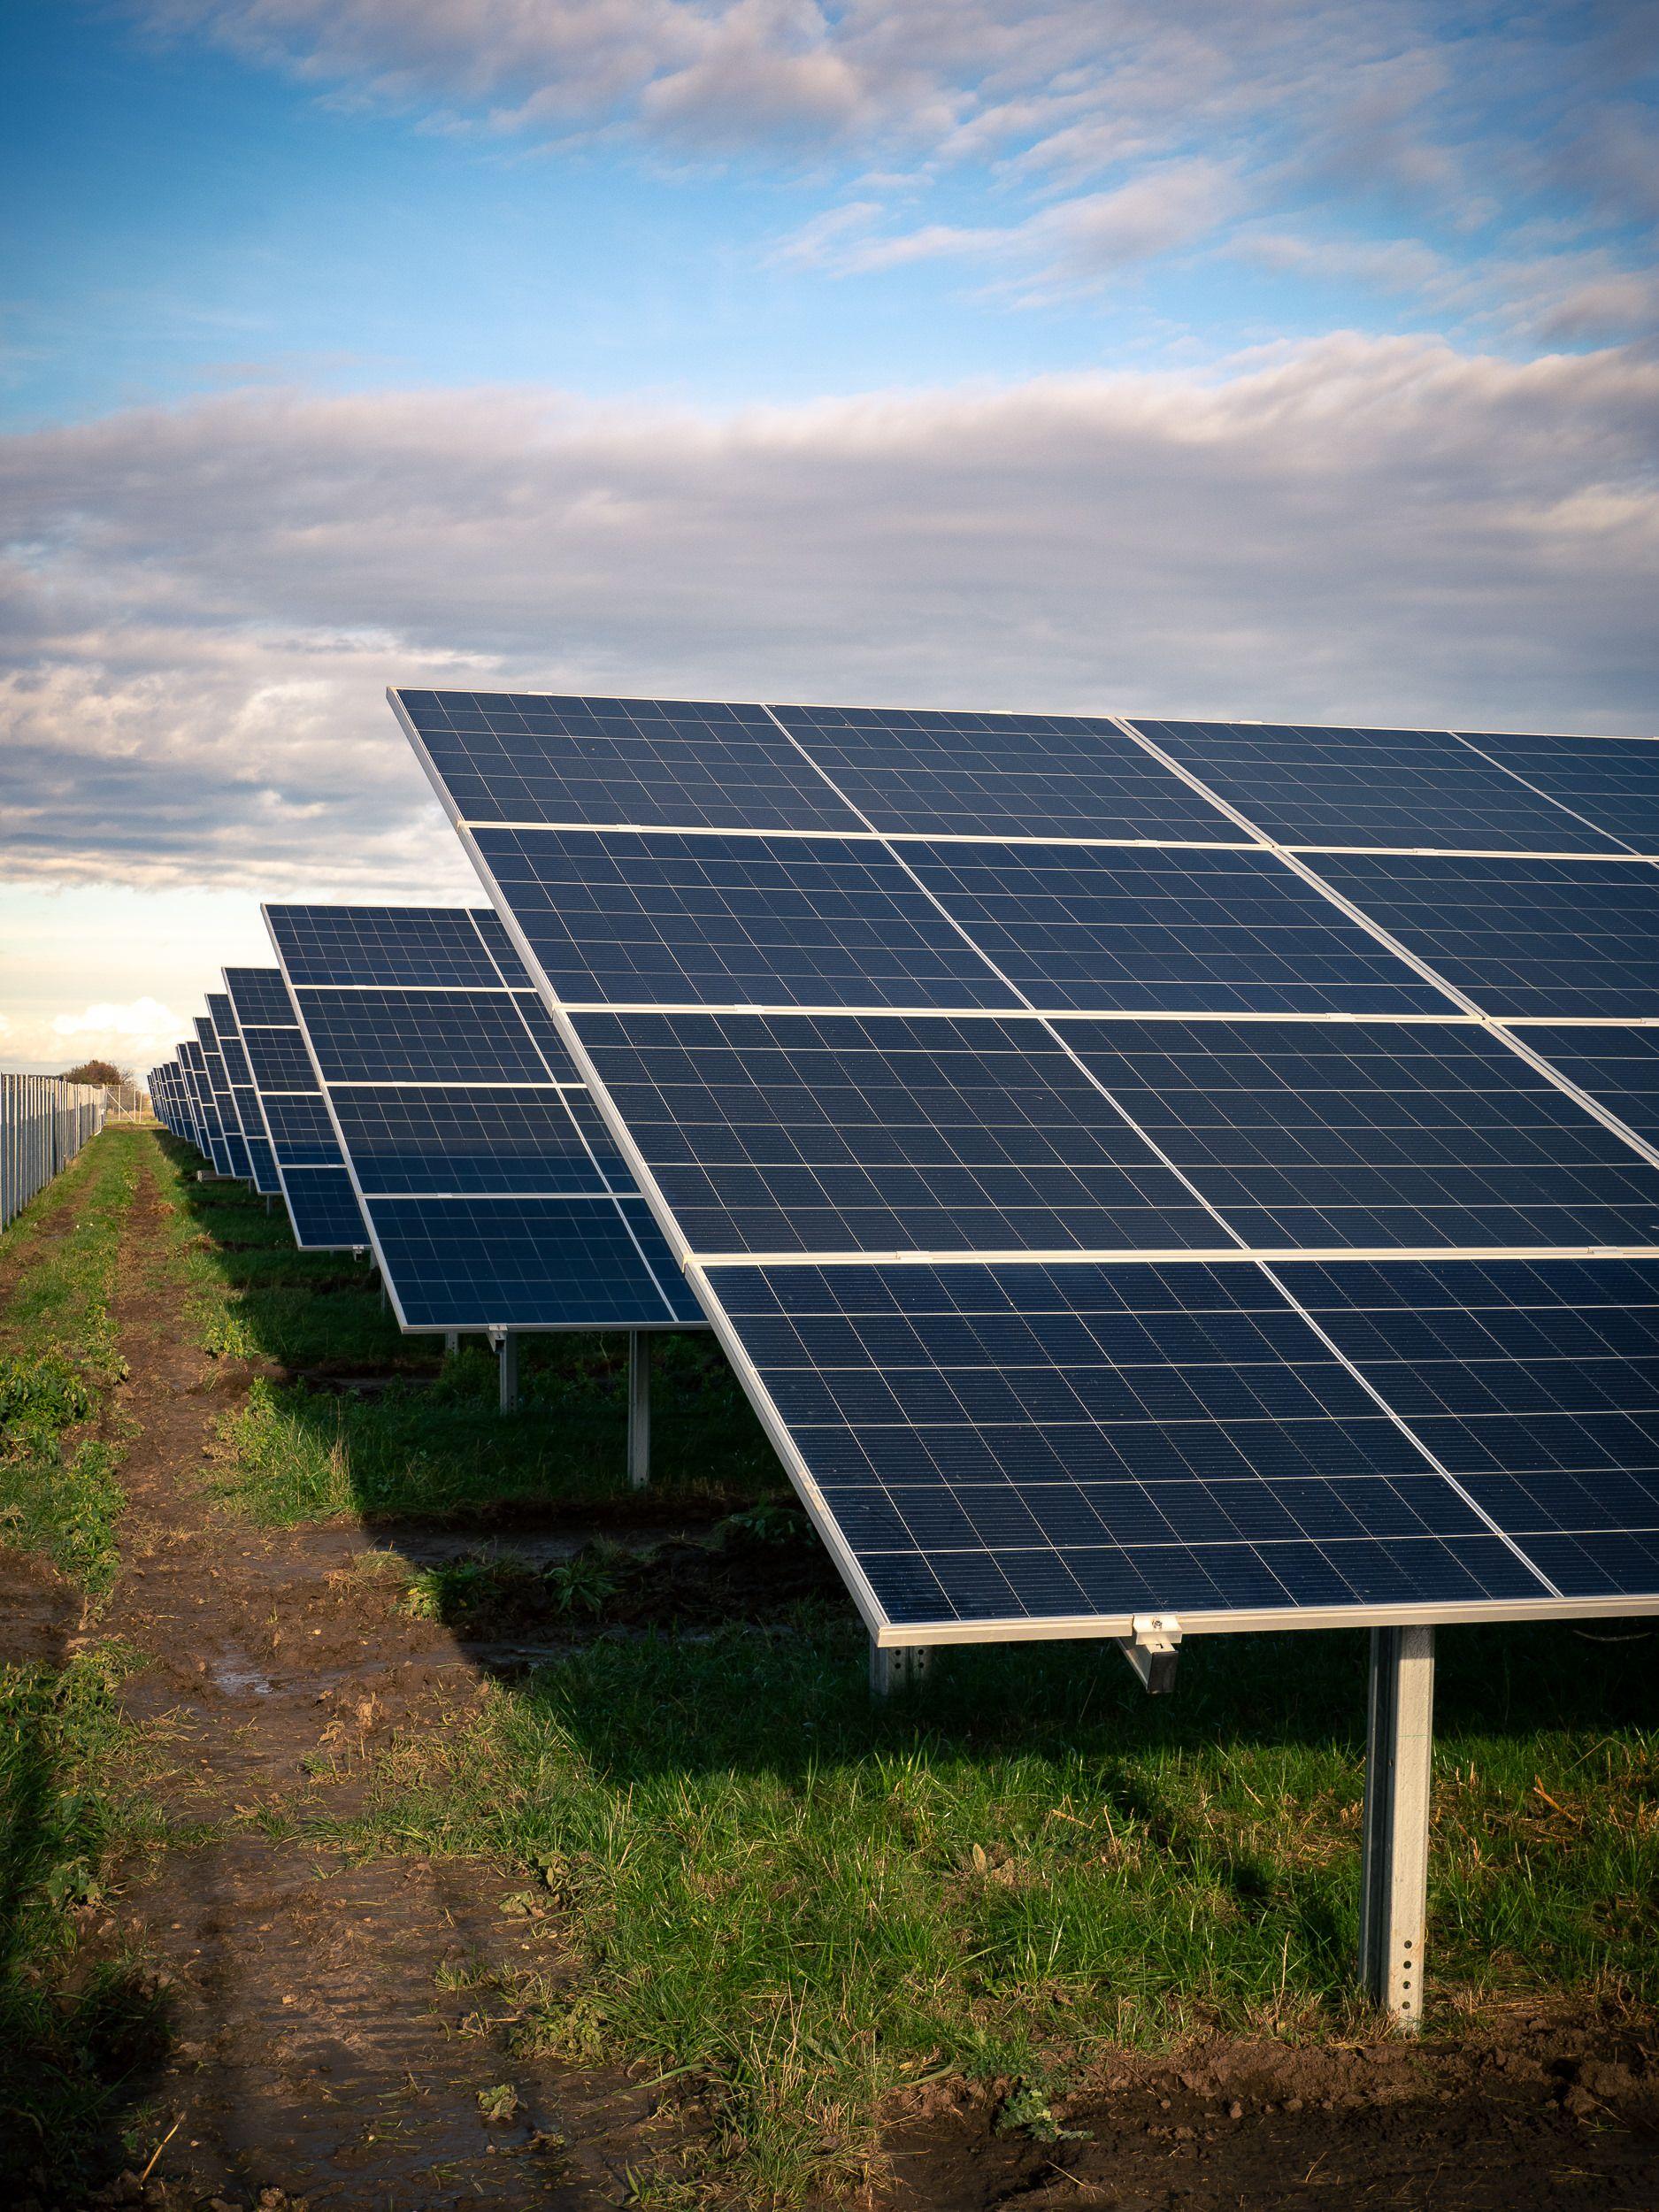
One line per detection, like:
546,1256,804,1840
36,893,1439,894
62,1059,132,1087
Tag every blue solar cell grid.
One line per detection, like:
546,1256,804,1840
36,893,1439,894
329,1086,609,1197
294,987,566,1086
1056,1018,1659,1254
770,702,1244,844
397,689,864,834
1131,719,1626,854
1304,852,1659,1020
1517,1026,1659,1154
717,1258,1551,1626
371,1194,699,1330
1277,1257,1659,1601
905,840,1453,1016
572,1008,1225,1256
473,827,1022,1010
1456,732,1659,857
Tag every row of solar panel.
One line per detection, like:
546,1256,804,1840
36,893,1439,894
388,687,1659,1639
394,690,1659,859
150,910,702,1333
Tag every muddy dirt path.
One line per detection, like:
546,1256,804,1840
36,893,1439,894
87,1156,679,2208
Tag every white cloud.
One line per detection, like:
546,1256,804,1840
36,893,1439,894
2,333,1656,908
783,160,1239,293
50,996,185,1064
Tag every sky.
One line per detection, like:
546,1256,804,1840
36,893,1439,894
2,0,1656,1073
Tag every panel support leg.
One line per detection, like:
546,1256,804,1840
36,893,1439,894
1359,1624,1434,2032
628,1331,650,1490
444,1331,459,1356
495,1329,518,1414
869,1641,932,1698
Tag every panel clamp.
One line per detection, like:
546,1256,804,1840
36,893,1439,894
1114,1614,1182,1695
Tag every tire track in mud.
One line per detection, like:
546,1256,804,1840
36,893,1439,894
93,1145,683,2209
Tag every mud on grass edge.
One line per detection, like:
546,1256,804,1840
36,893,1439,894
327,1617,1658,2205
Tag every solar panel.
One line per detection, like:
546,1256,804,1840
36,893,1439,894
394,685,1659,1640
1456,732,1659,857
902,841,1455,1016
220,971,285,1194
1512,1025,1659,1155
400,689,864,834
191,1018,236,1176
224,965,365,1250
208,990,270,1191
1275,1257,1659,1601
1054,1017,1659,1254
571,1009,1228,1258
471,827,1025,1011
1302,852,1659,1020
769,703,1244,843
265,902,702,1333
1129,719,1627,855
715,1259,1551,1628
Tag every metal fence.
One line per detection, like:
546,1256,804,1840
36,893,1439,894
1,1075,108,1231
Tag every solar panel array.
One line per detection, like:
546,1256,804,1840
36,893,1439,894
264,904,704,1333
222,964,365,1248
394,688,1659,1645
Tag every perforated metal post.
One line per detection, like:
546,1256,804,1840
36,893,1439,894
497,1330,518,1414
628,1331,650,1490
444,1331,459,1356
869,1642,932,1697
1359,1624,1434,2031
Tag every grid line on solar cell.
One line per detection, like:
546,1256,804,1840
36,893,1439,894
1128,719,1629,855
369,1194,702,1329
1277,1256,1659,1601
902,840,1456,1017
1510,1025,1659,1156
572,1009,1233,1258
399,689,866,834
1054,1017,1659,1254
271,904,506,988
330,1086,611,1197
1455,732,1659,856
290,987,568,1085
766,702,1246,844
472,826,1026,1011
717,1258,1555,1627
1302,851,1659,1020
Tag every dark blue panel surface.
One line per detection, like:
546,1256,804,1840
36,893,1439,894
242,1134,279,1192
331,1086,607,1197
1457,732,1659,856
1132,720,1624,854
1278,1257,1659,1602
572,1009,1225,1256
775,703,1241,843
907,840,1452,1015
469,906,535,988
1306,852,1659,1019
262,1094,346,1166
397,689,863,834
267,903,504,989
367,1194,685,1328
716,1259,1552,1627
294,987,565,1084
283,1167,366,1248
224,967,296,1025
1057,1018,1659,1252
473,826,1022,1010
242,1025,318,1091
1519,1025,1659,1151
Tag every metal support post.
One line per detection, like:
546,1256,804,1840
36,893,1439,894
869,1641,932,1698
444,1331,459,1356
495,1329,518,1414
1359,1624,1434,2032
627,1331,650,1490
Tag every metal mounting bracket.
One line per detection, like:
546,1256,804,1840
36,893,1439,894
1114,1614,1182,1694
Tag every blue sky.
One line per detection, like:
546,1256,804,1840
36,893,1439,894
2,0,1656,1068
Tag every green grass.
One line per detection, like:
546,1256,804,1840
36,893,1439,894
0,1127,142,1592
341,1620,1659,2204
216,1334,782,1524
0,1647,168,2198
